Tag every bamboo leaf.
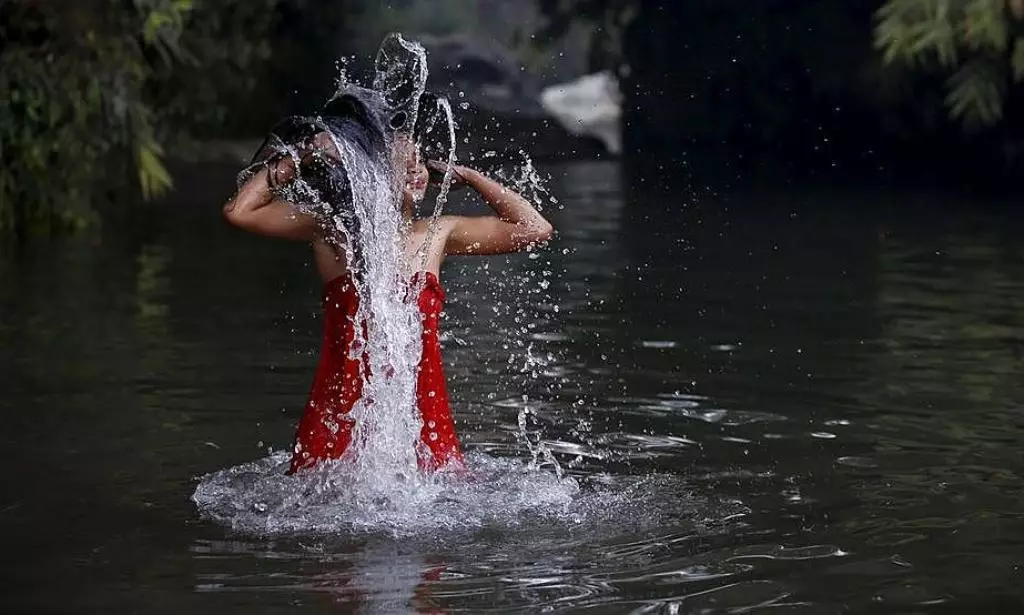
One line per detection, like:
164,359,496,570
945,59,1005,127
1012,36,1024,80
963,0,1009,52
137,140,173,199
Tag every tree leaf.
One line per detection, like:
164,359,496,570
1012,36,1024,80
137,140,173,199
945,59,1005,127
963,0,1008,52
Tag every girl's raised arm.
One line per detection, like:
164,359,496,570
435,163,553,256
223,153,317,241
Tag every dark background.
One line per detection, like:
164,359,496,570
2,2,1024,613
4,0,1024,239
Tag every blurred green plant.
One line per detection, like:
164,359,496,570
875,0,1024,128
1,0,186,236
0,0,280,239
149,2,277,139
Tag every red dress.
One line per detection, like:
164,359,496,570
288,272,463,474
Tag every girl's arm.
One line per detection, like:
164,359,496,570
435,163,554,255
223,155,318,241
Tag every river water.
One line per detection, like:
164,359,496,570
1,160,1022,613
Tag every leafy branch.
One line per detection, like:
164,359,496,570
875,0,1024,128
0,0,279,238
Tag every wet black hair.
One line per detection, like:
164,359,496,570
412,92,453,164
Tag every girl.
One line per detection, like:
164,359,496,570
222,127,553,474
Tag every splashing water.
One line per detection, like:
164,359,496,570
193,453,588,537
194,34,578,536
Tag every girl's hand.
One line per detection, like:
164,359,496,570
426,160,468,187
266,152,298,189
268,132,339,189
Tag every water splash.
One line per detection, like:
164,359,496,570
193,452,586,537
482,151,576,474
196,34,576,535
412,95,457,271
217,34,442,501
493,150,562,214
518,406,564,478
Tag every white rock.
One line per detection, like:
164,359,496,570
540,71,622,154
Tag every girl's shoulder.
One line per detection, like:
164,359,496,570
411,215,463,239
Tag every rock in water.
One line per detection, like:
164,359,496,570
540,71,622,155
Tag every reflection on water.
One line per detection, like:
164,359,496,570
1,161,1023,613
836,227,1024,607
192,538,449,613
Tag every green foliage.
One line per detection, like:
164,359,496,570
0,0,279,238
875,0,1024,128
147,1,277,138
0,0,186,235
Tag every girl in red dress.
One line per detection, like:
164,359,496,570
222,129,553,474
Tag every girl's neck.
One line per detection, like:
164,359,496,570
401,195,414,222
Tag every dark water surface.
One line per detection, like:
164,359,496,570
2,161,1023,613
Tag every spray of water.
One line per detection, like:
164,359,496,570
284,34,432,489
193,34,584,535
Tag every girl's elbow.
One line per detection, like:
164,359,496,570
534,220,554,243
222,201,252,230
518,225,552,249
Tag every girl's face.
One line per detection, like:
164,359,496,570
398,137,428,204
